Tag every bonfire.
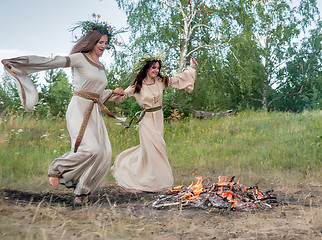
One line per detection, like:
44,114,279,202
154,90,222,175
152,176,277,211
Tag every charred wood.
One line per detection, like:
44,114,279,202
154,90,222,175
152,176,277,211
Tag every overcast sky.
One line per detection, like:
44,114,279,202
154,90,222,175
0,0,321,78
0,0,128,77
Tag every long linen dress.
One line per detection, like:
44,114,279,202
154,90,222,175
4,53,114,196
108,66,196,192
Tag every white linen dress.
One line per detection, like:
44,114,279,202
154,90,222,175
108,67,196,192
4,53,114,196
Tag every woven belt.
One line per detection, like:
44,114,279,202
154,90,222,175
123,106,162,131
73,91,116,153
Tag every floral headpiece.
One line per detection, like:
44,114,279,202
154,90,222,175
132,53,166,73
70,13,115,50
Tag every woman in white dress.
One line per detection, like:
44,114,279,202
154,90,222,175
108,56,197,192
2,19,125,204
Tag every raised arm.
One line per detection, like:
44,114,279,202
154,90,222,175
169,57,197,93
189,57,197,68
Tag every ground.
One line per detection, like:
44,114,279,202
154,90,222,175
0,185,321,240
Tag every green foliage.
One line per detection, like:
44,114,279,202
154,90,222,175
163,88,193,119
37,69,73,117
0,69,72,118
114,0,220,89
0,73,40,112
0,74,21,112
1,1,321,118
271,22,322,112
113,0,321,112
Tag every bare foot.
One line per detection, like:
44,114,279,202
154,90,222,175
49,177,59,190
72,194,89,207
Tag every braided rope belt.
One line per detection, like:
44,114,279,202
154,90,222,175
73,91,116,153
73,91,162,151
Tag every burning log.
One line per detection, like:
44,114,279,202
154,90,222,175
152,176,277,211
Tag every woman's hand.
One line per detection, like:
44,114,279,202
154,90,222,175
1,59,18,69
189,57,197,68
112,87,125,96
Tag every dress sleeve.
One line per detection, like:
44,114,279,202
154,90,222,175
169,66,196,93
2,55,71,112
101,89,113,103
106,85,135,103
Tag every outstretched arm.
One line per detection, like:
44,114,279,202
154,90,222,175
1,55,73,112
107,85,135,103
112,87,125,96
101,87,125,103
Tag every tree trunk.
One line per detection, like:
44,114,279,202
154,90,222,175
190,109,233,118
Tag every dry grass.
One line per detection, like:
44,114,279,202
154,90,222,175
1,187,321,240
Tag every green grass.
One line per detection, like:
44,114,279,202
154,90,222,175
0,110,321,190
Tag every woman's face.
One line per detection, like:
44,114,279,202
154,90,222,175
147,62,160,79
93,35,108,57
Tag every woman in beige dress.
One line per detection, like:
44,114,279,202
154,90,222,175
108,56,197,192
2,19,125,204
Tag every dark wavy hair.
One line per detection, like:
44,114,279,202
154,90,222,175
131,60,169,93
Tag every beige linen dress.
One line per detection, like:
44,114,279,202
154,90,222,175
108,66,196,192
4,53,114,196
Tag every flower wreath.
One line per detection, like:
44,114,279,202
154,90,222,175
70,13,115,50
132,53,166,74
132,53,169,82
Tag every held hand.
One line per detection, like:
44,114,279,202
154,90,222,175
189,57,197,68
113,87,125,96
1,59,18,69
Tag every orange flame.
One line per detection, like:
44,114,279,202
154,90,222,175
171,175,268,210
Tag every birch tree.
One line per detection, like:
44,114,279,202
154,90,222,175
218,0,320,111
114,0,220,72
272,22,322,111
112,0,320,112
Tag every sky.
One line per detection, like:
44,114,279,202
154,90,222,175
0,0,129,78
0,0,321,79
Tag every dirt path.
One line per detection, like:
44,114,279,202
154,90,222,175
1,185,321,239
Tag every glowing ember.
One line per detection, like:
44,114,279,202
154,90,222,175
153,176,276,211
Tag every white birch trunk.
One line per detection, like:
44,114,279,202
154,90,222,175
166,0,210,72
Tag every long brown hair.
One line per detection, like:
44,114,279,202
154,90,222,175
70,31,107,54
131,60,169,93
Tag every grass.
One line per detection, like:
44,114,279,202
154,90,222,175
166,110,321,186
0,110,321,190
0,110,322,240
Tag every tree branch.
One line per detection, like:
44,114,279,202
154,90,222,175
247,97,263,103
162,0,180,12
191,23,217,33
267,85,305,107
228,45,248,73
186,44,223,57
